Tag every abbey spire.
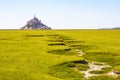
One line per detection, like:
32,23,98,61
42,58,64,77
34,14,36,19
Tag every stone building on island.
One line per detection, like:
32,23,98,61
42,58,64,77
21,15,51,30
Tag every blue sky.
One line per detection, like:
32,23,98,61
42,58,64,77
0,0,120,29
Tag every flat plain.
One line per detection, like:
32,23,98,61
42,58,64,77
0,30,120,80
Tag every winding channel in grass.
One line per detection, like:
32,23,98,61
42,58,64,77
47,34,119,79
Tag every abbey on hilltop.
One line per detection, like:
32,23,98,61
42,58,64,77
21,15,51,30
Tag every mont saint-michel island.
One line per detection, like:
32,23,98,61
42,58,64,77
21,15,51,30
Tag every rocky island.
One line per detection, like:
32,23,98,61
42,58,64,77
21,15,51,30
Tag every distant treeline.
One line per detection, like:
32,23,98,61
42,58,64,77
112,27,120,29
99,27,120,30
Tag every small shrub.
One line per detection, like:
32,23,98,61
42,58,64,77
113,65,120,74
77,64,89,71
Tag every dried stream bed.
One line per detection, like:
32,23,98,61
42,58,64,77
76,50,118,79
74,49,119,79
80,62,118,79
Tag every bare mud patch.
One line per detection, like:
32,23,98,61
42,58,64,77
48,43,66,46
25,35,45,37
47,48,77,55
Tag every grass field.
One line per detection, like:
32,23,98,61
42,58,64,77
0,30,120,80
